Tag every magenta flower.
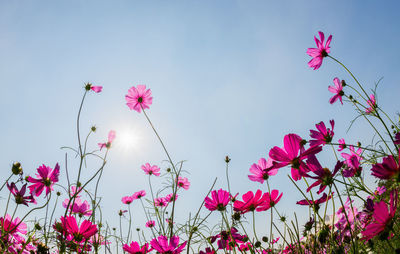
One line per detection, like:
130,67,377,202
142,163,161,176
7,182,36,206
257,189,283,211
362,190,398,241
305,155,343,194
154,197,168,207
98,130,116,150
122,195,134,205
132,190,146,199
166,193,178,202
233,190,268,214
123,241,152,254
375,186,387,195
341,145,363,177
204,189,231,211
60,216,98,243
328,78,344,105
306,31,332,70
85,83,103,93
309,120,335,147
366,94,377,114
371,151,400,180
338,138,346,151
394,132,400,145
27,163,60,197
125,85,153,113
297,192,333,208
269,134,322,181
63,198,92,217
177,177,190,190
0,214,27,237
248,157,278,184
146,220,155,228
150,235,187,254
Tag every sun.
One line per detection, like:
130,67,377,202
115,127,140,151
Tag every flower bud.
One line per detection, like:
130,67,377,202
12,162,23,175
225,156,231,163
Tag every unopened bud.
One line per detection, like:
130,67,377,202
12,162,23,175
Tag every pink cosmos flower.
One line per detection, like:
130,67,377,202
132,190,146,199
7,182,36,206
269,134,322,181
366,94,377,114
85,83,103,93
248,157,278,184
150,235,187,254
296,192,333,208
328,78,344,105
371,151,400,180
154,197,168,207
63,198,92,217
211,227,245,250
271,237,280,244
305,155,343,194
335,197,359,238
177,177,190,190
60,216,98,243
142,163,161,176
204,189,231,211
233,190,268,214
309,120,335,147
375,186,387,195
341,145,363,177
0,214,27,237
362,190,398,241
125,85,153,113
146,220,155,228
338,138,346,151
165,193,178,202
306,31,332,70
98,130,116,150
123,241,152,254
122,195,134,205
27,163,60,197
257,189,283,211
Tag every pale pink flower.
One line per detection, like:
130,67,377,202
248,157,278,184
98,130,116,150
142,163,161,176
125,85,153,113
177,177,190,190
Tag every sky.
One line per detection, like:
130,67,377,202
1,0,400,249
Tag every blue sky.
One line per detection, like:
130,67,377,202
1,0,400,246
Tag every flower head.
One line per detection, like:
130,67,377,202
98,130,116,150
257,189,283,211
297,192,333,210
165,193,178,202
204,189,231,211
233,190,268,213
309,120,335,147
85,83,103,93
126,85,153,113
141,163,161,176
27,163,60,197
248,157,278,183
150,235,187,254
122,195,134,205
269,134,322,181
123,241,152,254
7,182,36,206
177,177,190,190
362,190,398,241
341,145,363,177
146,220,155,228
132,190,146,199
307,31,332,70
328,78,344,105
338,138,346,151
60,216,98,243
371,151,400,181
366,94,377,114
63,198,92,217
154,197,168,207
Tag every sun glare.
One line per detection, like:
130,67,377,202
115,127,140,152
